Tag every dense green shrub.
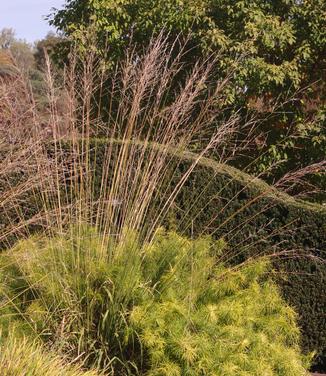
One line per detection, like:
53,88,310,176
1,140,325,370
0,227,309,375
164,155,326,370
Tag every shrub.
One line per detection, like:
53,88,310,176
165,155,326,370
0,227,310,375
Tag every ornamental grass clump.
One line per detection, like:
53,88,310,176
0,35,316,374
0,227,309,375
0,332,100,376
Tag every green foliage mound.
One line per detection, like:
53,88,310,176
0,227,309,375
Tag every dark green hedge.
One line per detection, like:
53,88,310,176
166,158,325,372
1,140,325,371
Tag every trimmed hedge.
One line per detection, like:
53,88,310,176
1,140,325,370
167,157,326,372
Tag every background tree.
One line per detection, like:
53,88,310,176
0,28,16,49
34,32,65,70
0,28,34,74
0,28,67,131
50,0,326,199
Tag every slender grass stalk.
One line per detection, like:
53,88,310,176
0,34,321,374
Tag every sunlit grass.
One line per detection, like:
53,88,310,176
0,35,315,374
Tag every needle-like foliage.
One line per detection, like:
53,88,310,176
0,227,310,375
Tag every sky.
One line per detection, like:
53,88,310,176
0,0,65,44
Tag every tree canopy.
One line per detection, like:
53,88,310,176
50,0,326,197
51,0,325,95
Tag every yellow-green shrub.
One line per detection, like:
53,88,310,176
0,227,310,375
